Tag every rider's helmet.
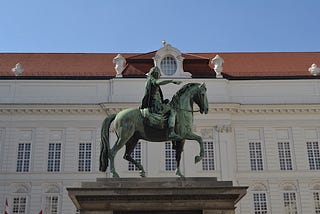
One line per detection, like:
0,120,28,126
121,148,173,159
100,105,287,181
147,66,161,79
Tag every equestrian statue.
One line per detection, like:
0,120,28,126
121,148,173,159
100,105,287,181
99,66,209,177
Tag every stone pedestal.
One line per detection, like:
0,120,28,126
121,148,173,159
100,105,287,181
67,177,247,214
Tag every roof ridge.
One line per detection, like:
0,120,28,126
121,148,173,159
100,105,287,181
126,51,157,59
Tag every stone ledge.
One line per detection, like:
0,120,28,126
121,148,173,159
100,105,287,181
67,177,247,214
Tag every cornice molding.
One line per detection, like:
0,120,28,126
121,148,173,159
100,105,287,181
208,103,320,114
0,103,320,115
0,104,105,115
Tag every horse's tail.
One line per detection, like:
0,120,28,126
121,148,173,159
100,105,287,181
99,113,117,172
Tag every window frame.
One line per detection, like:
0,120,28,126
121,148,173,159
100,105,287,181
164,142,176,171
160,55,177,76
44,195,59,214
16,143,31,173
313,191,320,214
202,141,215,171
283,191,299,214
78,142,92,172
306,141,320,170
12,195,28,214
249,141,264,171
278,141,293,171
252,191,268,214
47,143,62,172
128,141,142,172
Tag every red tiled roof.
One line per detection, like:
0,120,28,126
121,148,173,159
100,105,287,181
197,52,320,77
0,53,134,77
0,52,319,78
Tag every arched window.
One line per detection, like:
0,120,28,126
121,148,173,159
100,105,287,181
160,56,177,76
282,183,299,214
11,184,29,214
251,184,268,214
42,184,60,214
312,183,320,214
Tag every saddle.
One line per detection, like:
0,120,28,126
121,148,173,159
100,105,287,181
140,108,168,129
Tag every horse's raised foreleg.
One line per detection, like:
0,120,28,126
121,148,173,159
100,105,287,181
185,132,205,163
173,140,185,178
124,137,146,177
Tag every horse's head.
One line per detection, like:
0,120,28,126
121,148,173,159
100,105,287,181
171,83,208,114
194,83,209,114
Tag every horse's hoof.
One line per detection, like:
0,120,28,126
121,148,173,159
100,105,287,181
195,155,202,163
140,171,146,177
112,172,120,178
176,172,185,178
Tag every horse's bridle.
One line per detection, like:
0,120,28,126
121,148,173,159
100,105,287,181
174,87,203,113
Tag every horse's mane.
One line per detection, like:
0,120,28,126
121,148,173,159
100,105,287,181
170,83,200,108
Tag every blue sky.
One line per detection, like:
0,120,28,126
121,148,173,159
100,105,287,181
0,0,319,53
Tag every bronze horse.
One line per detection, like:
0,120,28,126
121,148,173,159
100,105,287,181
99,83,209,177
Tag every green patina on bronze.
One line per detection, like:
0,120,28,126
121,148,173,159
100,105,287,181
99,66,209,178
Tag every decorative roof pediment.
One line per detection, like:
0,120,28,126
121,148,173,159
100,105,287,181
153,41,191,78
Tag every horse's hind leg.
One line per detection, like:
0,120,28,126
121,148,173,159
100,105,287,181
108,138,121,178
109,134,134,177
124,137,146,177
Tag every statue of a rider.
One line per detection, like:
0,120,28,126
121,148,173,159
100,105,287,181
141,66,182,139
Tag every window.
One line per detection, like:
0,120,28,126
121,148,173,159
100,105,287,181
249,142,264,171
128,142,142,171
43,185,60,214
283,192,298,214
165,142,176,171
12,196,27,214
160,56,177,76
45,196,58,214
253,192,268,214
314,192,320,214
78,143,92,172
306,141,320,170
47,143,61,172
202,141,215,171
278,142,293,170
16,143,31,172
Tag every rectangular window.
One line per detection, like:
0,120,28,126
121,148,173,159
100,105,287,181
45,196,58,214
314,192,320,214
249,142,264,171
16,143,31,172
128,142,142,171
283,192,298,214
307,141,320,170
278,142,293,170
253,193,267,214
78,143,92,172
202,141,215,171
47,143,61,172
165,142,176,171
12,196,27,214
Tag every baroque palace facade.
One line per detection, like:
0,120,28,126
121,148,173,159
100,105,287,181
0,43,320,214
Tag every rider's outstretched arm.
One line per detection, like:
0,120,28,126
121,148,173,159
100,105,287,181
156,79,181,85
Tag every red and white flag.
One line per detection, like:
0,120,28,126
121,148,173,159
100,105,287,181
4,198,11,214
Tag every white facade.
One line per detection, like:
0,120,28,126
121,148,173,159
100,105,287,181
1,73,320,213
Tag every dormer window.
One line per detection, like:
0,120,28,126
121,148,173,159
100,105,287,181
153,42,191,78
160,56,177,76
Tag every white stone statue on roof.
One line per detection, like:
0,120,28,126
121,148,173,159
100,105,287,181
113,54,126,77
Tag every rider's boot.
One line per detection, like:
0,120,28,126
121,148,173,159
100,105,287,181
168,110,182,140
